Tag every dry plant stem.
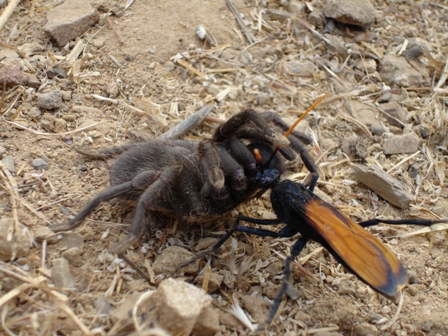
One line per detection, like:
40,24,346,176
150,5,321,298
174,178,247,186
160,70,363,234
119,253,153,284
202,265,212,292
0,0,21,31
59,303,92,334
434,56,448,90
4,118,99,136
226,0,256,44
387,151,421,174
0,163,19,239
176,59,207,80
266,10,331,45
158,106,212,139
380,292,404,331
0,80,6,111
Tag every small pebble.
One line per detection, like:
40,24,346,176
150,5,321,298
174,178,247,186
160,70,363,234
94,298,113,315
1,156,16,173
31,158,49,170
37,90,63,110
381,306,391,314
52,258,76,289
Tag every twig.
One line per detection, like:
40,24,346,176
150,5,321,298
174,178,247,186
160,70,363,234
226,0,256,44
0,0,21,31
386,151,421,174
434,56,448,90
380,292,404,330
0,163,19,241
3,118,100,136
158,106,212,140
176,59,207,80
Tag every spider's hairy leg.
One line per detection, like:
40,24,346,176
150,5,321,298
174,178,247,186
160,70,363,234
109,165,183,254
214,144,248,199
197,140,226,197
214,109,288,146
260,112,319,190
51,170,161,232
74,143,136,159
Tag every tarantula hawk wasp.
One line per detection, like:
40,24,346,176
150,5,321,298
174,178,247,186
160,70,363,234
174,97,447,327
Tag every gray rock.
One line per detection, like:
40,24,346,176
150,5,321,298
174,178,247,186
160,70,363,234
153,246,199,276
337,281,357,296
383,133,420,154
61,90,72,101
355,322,378,336
105,81,119,98
344,100,381,129
54,232,85,250
37,90,62,110
379,101,407,127
45,0,98,47
192,305,221,336
1,156,16,173
240,295,268,322
52,258,76,289
32,226,58,244
323,0,375,28
379,54,430,87
31,158,49,170
406,37,432,54
94,298,113,315
0,64,30,87
140,279,212,336
354,58,377,73
62,247,83,267
27,107,42,119
0,146,6,155
308,8,324,28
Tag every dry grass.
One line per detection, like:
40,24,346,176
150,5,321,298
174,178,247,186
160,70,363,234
0,0,447,335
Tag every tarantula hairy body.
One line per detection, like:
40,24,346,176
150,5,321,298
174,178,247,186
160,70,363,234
51,110,318,254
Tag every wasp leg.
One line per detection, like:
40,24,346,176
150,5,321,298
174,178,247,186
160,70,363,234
171,215,285,277
265,236,309,327
359,218,447,228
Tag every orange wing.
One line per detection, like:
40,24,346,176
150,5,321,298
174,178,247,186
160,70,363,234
299,198,407,298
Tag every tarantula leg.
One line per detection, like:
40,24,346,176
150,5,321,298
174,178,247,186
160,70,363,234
197,140,226,197
260,111,313,145
109,165,183,255
214,110,289,147
51,183,139,233
74,143,136,159
51,170,161,233
214,144,247,194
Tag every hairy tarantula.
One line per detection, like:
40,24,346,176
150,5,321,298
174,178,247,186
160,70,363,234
51,110,318,254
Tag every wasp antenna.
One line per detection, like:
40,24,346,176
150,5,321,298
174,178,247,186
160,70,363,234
284,94,327,137
263,94,327,170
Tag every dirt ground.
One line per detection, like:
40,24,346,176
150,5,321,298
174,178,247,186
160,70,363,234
1,0,447,335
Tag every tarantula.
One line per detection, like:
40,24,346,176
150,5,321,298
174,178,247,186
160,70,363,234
51,110,318,254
